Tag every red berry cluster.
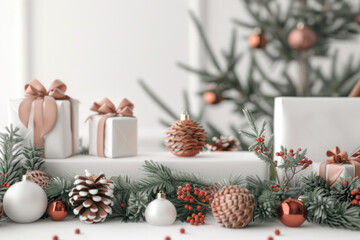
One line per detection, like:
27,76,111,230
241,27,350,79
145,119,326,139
350,184,360,206
186,212,205,226
1,173,5,177
2,182,10,188
254,135,267,154
275,148,312,169
177,184,214,204
270,185,289,192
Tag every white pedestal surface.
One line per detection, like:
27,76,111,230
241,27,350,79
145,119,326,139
44,151,269,181
0,216,357,240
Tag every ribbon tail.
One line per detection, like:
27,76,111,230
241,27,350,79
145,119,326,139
97,115,112,157
33,99,45,150
42,96,58,135
18,97,35,128
327,164,344,186
319,162,327,179
351,161,360,179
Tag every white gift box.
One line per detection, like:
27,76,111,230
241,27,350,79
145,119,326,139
89,115,137,158
313,162,355,184
8,99,79,158
274,97,360,163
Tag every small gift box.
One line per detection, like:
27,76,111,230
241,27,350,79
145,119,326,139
88,98,137,158
8,79,79,158
319,147,360,185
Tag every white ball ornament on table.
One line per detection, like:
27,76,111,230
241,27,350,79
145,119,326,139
145,191,177,226
3,175,48,223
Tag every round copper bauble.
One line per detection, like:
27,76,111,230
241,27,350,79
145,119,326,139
355,15,360,24
277,199,307,227
203,91,223,105
249,32,267,49
48,200,69,221
288,23,316,51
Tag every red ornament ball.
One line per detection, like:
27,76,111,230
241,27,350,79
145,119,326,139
277,199,307,227
249,31,267,49
288,23,316,51
180,228,185,234
75,229,80,234
48,200,69,221
275,229,280,235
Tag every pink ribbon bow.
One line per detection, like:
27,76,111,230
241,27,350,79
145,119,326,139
320,147,360,186
89,98,134,157
18,79,74,153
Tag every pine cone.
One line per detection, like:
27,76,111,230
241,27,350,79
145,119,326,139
165,120,206,157
206,136,240,152
69,170,114,223
0,202,3,220
25,170,52,188
211,185,255,229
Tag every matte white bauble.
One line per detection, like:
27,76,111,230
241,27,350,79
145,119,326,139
3,175,48,223
145,192,177,226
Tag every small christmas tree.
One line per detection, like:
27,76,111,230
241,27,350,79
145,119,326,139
140,0,360,148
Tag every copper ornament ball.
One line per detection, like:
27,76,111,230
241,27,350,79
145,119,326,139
249,32,267,49
203,91,223,105
48,200,69,221
288,23,316,51
277,199,307,227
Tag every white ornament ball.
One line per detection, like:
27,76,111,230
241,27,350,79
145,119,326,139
3,176,48,223
145,193,177,226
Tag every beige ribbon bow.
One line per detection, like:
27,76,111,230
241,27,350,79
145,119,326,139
319,147,360,186
89,98,134,157
18,79,74,153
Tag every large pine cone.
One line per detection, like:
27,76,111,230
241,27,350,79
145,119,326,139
165,120,206,157
25,170,52,188
0,202,3,220
211,186,255,229
69,170,114,223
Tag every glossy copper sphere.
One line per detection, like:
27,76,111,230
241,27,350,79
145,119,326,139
248,32,267,49
203,91,223,105
288,23,316,51
277,199,307,227
48,200,69,221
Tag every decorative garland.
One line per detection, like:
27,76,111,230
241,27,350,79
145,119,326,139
1,117,360,230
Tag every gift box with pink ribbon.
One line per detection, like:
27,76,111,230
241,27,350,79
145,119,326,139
8,79,79,158
88,98,137,158
319,147,360,185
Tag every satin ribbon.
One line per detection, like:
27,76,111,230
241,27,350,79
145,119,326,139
88,98,134,157
18,79,75,154
319,147,360,186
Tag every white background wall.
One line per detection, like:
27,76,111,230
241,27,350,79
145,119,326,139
0,0,359,151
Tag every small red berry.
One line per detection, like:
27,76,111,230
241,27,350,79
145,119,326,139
178,186,182,190
298,147,302,151
185,205,189,209
75,229,80,234
275,229,280,235
274,188,279,192
276,152,280,156
53,236,58,240
289,149,294,153
274,160,278,164
285,187,289,190
355,189,359,194
286,161,289,164
197,205,201,210
268,237,273,240
120,203,124,207
188,206,193,211
264,148,267,152
180,228,185,234
1,173,4,177
165,237,171,240
344,180,348,185
257,150,261,154
254,146,259,151
284,156,288,159
177,196,181,200
356,195,360,200
352,200,358,205
308,160,313,164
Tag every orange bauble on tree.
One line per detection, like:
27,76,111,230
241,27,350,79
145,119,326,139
288,22,317,51
248,28,267,49
165,110,206,157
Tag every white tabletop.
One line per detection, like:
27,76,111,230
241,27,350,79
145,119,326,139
0,216,356,240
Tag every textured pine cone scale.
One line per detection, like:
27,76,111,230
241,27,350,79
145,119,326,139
69,172,114,224
165,120,206,157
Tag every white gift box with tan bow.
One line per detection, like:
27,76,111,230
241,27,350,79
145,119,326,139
8,80,79,159
88,98,137,158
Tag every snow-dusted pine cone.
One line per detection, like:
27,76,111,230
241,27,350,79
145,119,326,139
0,202,3,220
69,170,114,224
25,170,52,188
211,186,255,229
165,119,206,157
206,136,240,152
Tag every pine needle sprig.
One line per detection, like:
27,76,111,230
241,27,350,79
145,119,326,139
139,160,212,196
0,125,24,198
22,145,45,172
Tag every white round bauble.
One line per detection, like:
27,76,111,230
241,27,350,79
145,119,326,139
3,176,48,223
145,196,177,226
